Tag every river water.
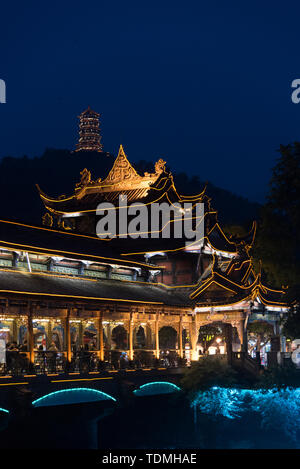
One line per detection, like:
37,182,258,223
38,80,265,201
0,386,299,449
99,387,300,449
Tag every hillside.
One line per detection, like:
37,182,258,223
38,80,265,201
0,149,260,228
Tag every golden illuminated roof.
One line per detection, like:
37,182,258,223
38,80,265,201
75,145,164,199
37,145,168,208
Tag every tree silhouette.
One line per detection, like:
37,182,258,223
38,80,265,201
253,142,300,300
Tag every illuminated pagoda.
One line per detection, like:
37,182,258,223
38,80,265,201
0,110,290,376
75,106,103,152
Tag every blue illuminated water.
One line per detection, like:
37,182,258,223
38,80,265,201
1,384,300,449
100,386,300,449
191,387,300,448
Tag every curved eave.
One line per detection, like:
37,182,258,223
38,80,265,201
37,172,173,215
36,184,77,205
206,223,238,254
194,294,252,308
256,283,288,307
37,172,206,216
171,179,207,202
190,263,261,300
120,211,219,257
225,258,253,283
229,221,257,248
190,271,255,300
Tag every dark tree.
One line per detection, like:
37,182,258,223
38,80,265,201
0,149,260,227
247,321,274,352
253,142,300,300
181,356,237,393
281,306,300,340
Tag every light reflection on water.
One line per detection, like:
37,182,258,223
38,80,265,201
192,387,300,448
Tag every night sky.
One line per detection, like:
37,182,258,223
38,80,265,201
1,1,300,202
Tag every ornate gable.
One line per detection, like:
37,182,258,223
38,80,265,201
103,145,143,185
75,145,166,197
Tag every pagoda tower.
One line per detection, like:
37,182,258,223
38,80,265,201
75,106,103,152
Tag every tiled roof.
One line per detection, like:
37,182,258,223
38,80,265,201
0,220,156,269
0,270,190,307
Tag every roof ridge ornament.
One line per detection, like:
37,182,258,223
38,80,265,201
155,158,166,175
104,145,140,183
76,168,92,188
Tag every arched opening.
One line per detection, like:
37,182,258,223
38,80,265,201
33,321,47,351
111,325,128,350
52,324,64,351
133,325,154,367
111,325,128,369
159,326,178,366
135,325,146,348
159,326,177,350
82,320,98,351
197,323,224,356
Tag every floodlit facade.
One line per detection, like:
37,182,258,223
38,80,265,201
0,109,289,374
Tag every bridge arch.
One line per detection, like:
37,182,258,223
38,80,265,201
32,387,116,407
0,407,9,414
133,381,181,396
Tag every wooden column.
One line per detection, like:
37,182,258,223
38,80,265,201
47,320,52,349
190,315,198,361
155,313,160,359
107,323,112,351
129,312,134,361
78,320,83,348
243,313,250,354
237,320,244,352
27,303,34,365
146,325,152,348
179,316,183,359
98,311,104,361
65,309,71,363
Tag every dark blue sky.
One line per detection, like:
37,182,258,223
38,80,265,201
1,1,300,202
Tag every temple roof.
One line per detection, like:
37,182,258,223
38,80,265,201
0,269,190,307
36,146,257,256
189,255,288,307
0,263,287,309
116,215,244,257
37,145,167,212
0,219,288,309
79,106,100,117
0,219,159,270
